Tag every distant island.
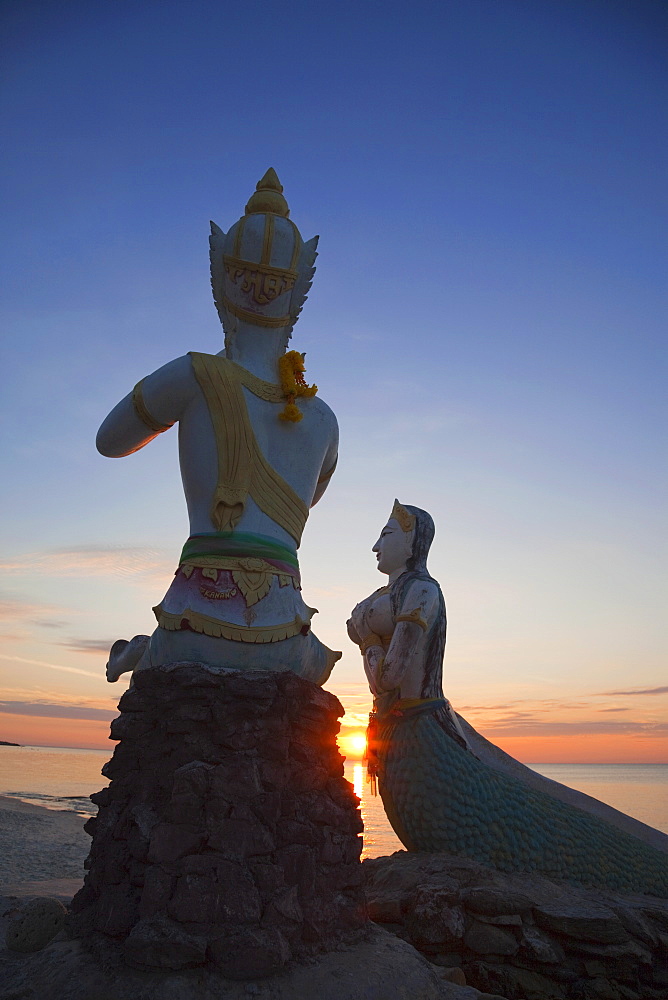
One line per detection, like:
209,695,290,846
0,740,20,746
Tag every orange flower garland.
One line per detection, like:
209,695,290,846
278,350,318,422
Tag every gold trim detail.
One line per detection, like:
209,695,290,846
233,215,246,258
190,353,309,544
245,168,290,218
221,360,285,402
199,585,237,600
287,218,301,270
180,562,299,607
361,632,383,653
391,499,416,533
395,608,428,631
181,555,297,577
153,603,312,643
223,255,297,307
132,380,174,434
222,298,292,329
261,214,274,265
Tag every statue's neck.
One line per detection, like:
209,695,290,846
222,324,288,383
388,566,408,584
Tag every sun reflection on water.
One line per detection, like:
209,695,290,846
343,758,404,859
352,763,364,799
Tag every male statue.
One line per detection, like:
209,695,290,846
97,169,340,685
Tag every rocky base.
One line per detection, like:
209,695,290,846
69,662,367,977
365,851,668,1000
2,921,489,1000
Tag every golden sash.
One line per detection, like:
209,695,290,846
189,353,309,546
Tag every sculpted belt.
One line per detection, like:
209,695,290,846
152,530,314,642
180,531,299,574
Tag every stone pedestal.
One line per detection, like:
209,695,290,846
69,663,367,978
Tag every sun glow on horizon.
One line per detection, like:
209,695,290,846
338,730,367,760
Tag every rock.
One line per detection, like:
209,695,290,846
465,960,566,999
463,920,519,957
520,924,565,964
0,923,479,1000
474,912,523,926
532,901,629,944
461,887,533,917
147,822,205,863
5,897,67,953
565,937,652,962
436,965,468,986
208,926,291,978
123,914,207,969
405,886,466,946
611,903,660,947
367,895,403,923
362,851,668,999
69,664,367,972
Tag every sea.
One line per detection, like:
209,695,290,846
0,745,666,861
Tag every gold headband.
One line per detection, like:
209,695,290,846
391,500,416,533
222,298,292,329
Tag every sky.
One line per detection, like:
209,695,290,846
0,0,666,762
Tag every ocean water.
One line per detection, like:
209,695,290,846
0,745,107,818
0,746,666,860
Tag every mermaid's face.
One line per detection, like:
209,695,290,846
373,518,413,576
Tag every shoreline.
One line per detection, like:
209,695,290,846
0,794,89,892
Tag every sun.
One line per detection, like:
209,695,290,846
339,730,367,759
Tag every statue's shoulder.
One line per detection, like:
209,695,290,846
144,354,199,392
400,577,442,614
296,390,337,433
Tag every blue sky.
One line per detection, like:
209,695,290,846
1,0,666,758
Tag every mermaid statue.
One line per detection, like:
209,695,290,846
348,501,668,896
97,169,340,685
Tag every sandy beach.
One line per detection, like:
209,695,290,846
0,795,87,900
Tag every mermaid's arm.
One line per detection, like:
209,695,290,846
378,581,439,692
363,642,386,696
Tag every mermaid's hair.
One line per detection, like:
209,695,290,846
389,504,446,700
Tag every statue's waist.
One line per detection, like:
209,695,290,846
373,694,446,721
180,531,299,576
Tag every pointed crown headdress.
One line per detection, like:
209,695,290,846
209,169,319,335
391,499,416,533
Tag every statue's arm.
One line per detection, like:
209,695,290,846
378,581,440,692
347,603,383,696
96,355,197,458
311,405,339,507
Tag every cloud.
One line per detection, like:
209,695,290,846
57,638,114,655
598,686,668,697
0,654,100,679
456,700,594,715
0,596,66,626
0,546,173,582
478,719,668,738
340,712,371,729
599,707,628,713
0,701,116,721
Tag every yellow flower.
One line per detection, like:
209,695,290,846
278,351,318,422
